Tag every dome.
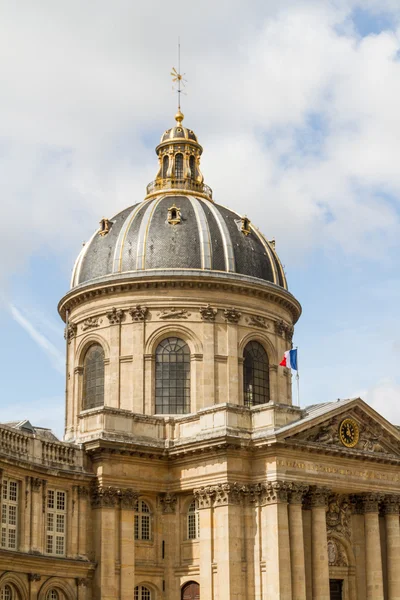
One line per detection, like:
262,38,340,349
70,111,287,291
71,196,287,289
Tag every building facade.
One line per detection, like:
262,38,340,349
1,111,400,600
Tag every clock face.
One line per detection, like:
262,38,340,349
339,418,359,448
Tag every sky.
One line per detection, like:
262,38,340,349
1,0,400,438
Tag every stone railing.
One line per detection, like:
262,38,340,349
0,425,84,471
146,178,213,199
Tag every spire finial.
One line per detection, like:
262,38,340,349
171,37,187,122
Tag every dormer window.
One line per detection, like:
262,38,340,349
241,216,251,236
167,204,181,225
175,153,184,179
99,218,111,236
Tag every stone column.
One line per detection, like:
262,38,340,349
78,486,89,558
225,310,240,404
31,478,45,553
363,493,384,600
159,493,180,599
91,485,119,600
194,489,214,600
261,482,292,600
200,310,216,409
106,307,125,409
310,487,330,600
76,577,90,600
120,490,138,599
288,484,308,600
383,495,400,600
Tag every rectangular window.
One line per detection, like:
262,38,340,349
46,490,67,556
1,478,19,550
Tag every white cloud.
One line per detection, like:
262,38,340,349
362,379,400,425
9,304,64,373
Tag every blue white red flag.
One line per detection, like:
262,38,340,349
279,349,298,370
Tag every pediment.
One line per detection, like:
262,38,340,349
277,399,400,459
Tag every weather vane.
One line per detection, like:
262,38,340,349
171,38,187,111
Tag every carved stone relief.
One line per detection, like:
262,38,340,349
81,316,102,331
158,492,178,513
275,319,294,342
327,539,348,567
246,314,268,328
199,304,217,321
158,308,190,319
223,308,241,324
64,322,77,344
106,307,125,325
326,495,352,540
129,305,148,321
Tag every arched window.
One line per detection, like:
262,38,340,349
175,153,184,178
83,344,105,410
155,338,190,414
243,341,269,407
46,591,59,600
187,500,199,540
0,586,13,600
134,500,151,541
134,586,151,600
162,155,169,178
189,155,196,181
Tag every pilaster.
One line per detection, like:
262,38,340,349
362,493,384,600
288,484,308,600
309,486,330,600
382,495,400,600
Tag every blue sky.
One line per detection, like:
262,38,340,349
1,0,400,438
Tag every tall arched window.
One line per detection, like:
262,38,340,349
83,344,105,410
175,153,184,178
187,500,200,540
0,586,13,600
134,586,151,600
155,337,190,414
162,155,169,178
189,155,196,181
134,500,151,541
243,341,269,407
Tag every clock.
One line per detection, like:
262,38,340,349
339,418,359,448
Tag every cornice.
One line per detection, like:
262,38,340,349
58,271,301,323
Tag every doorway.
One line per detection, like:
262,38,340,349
181,581,200,600
329,579,343,600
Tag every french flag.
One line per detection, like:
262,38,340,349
279,348,298,370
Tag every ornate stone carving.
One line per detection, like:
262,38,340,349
129,305,148,321
64,322,77,344
77,486,90,498
308,486,330,508
90,485,120,509
158,307,190,319
275,319,294,341
82,316,102,331
246,314,268,328
288,483,309,504
106,307,125,324
28,573,41,582
30,477,42,492
327,539,348,567
382,495,400,515
199,304,217,321
194,483,246,507
326,495,352,539
362,493,383,513
120,489,139,510
223,307,241,324
159,493,178,513
76,578,90,587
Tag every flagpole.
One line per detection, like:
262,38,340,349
295,345,300,407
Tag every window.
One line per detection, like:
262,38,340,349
1,478,19,550
83,344,105,409
162,155,169,178
175,153,184,178
46,592,59,600
46,490,67,556
243,341,269,407
187,500,199,540
0,585,13,600
155,337,190,414
134,586,151,600
189,155,196,180
134,500,151,541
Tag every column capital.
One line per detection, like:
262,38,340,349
308,486,331,508
382,494,400,515
194,482,246,508
288,483,309,504
90,483,139,509
120,489,139,510
362,493,383,513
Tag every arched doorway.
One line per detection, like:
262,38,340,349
181,581,200,600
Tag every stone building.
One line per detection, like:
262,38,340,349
1,110,400,600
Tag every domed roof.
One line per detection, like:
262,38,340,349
71,195,287,290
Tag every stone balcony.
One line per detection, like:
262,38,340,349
0,425,86,471
146,178,213,200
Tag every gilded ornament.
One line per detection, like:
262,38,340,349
339,418,359,448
